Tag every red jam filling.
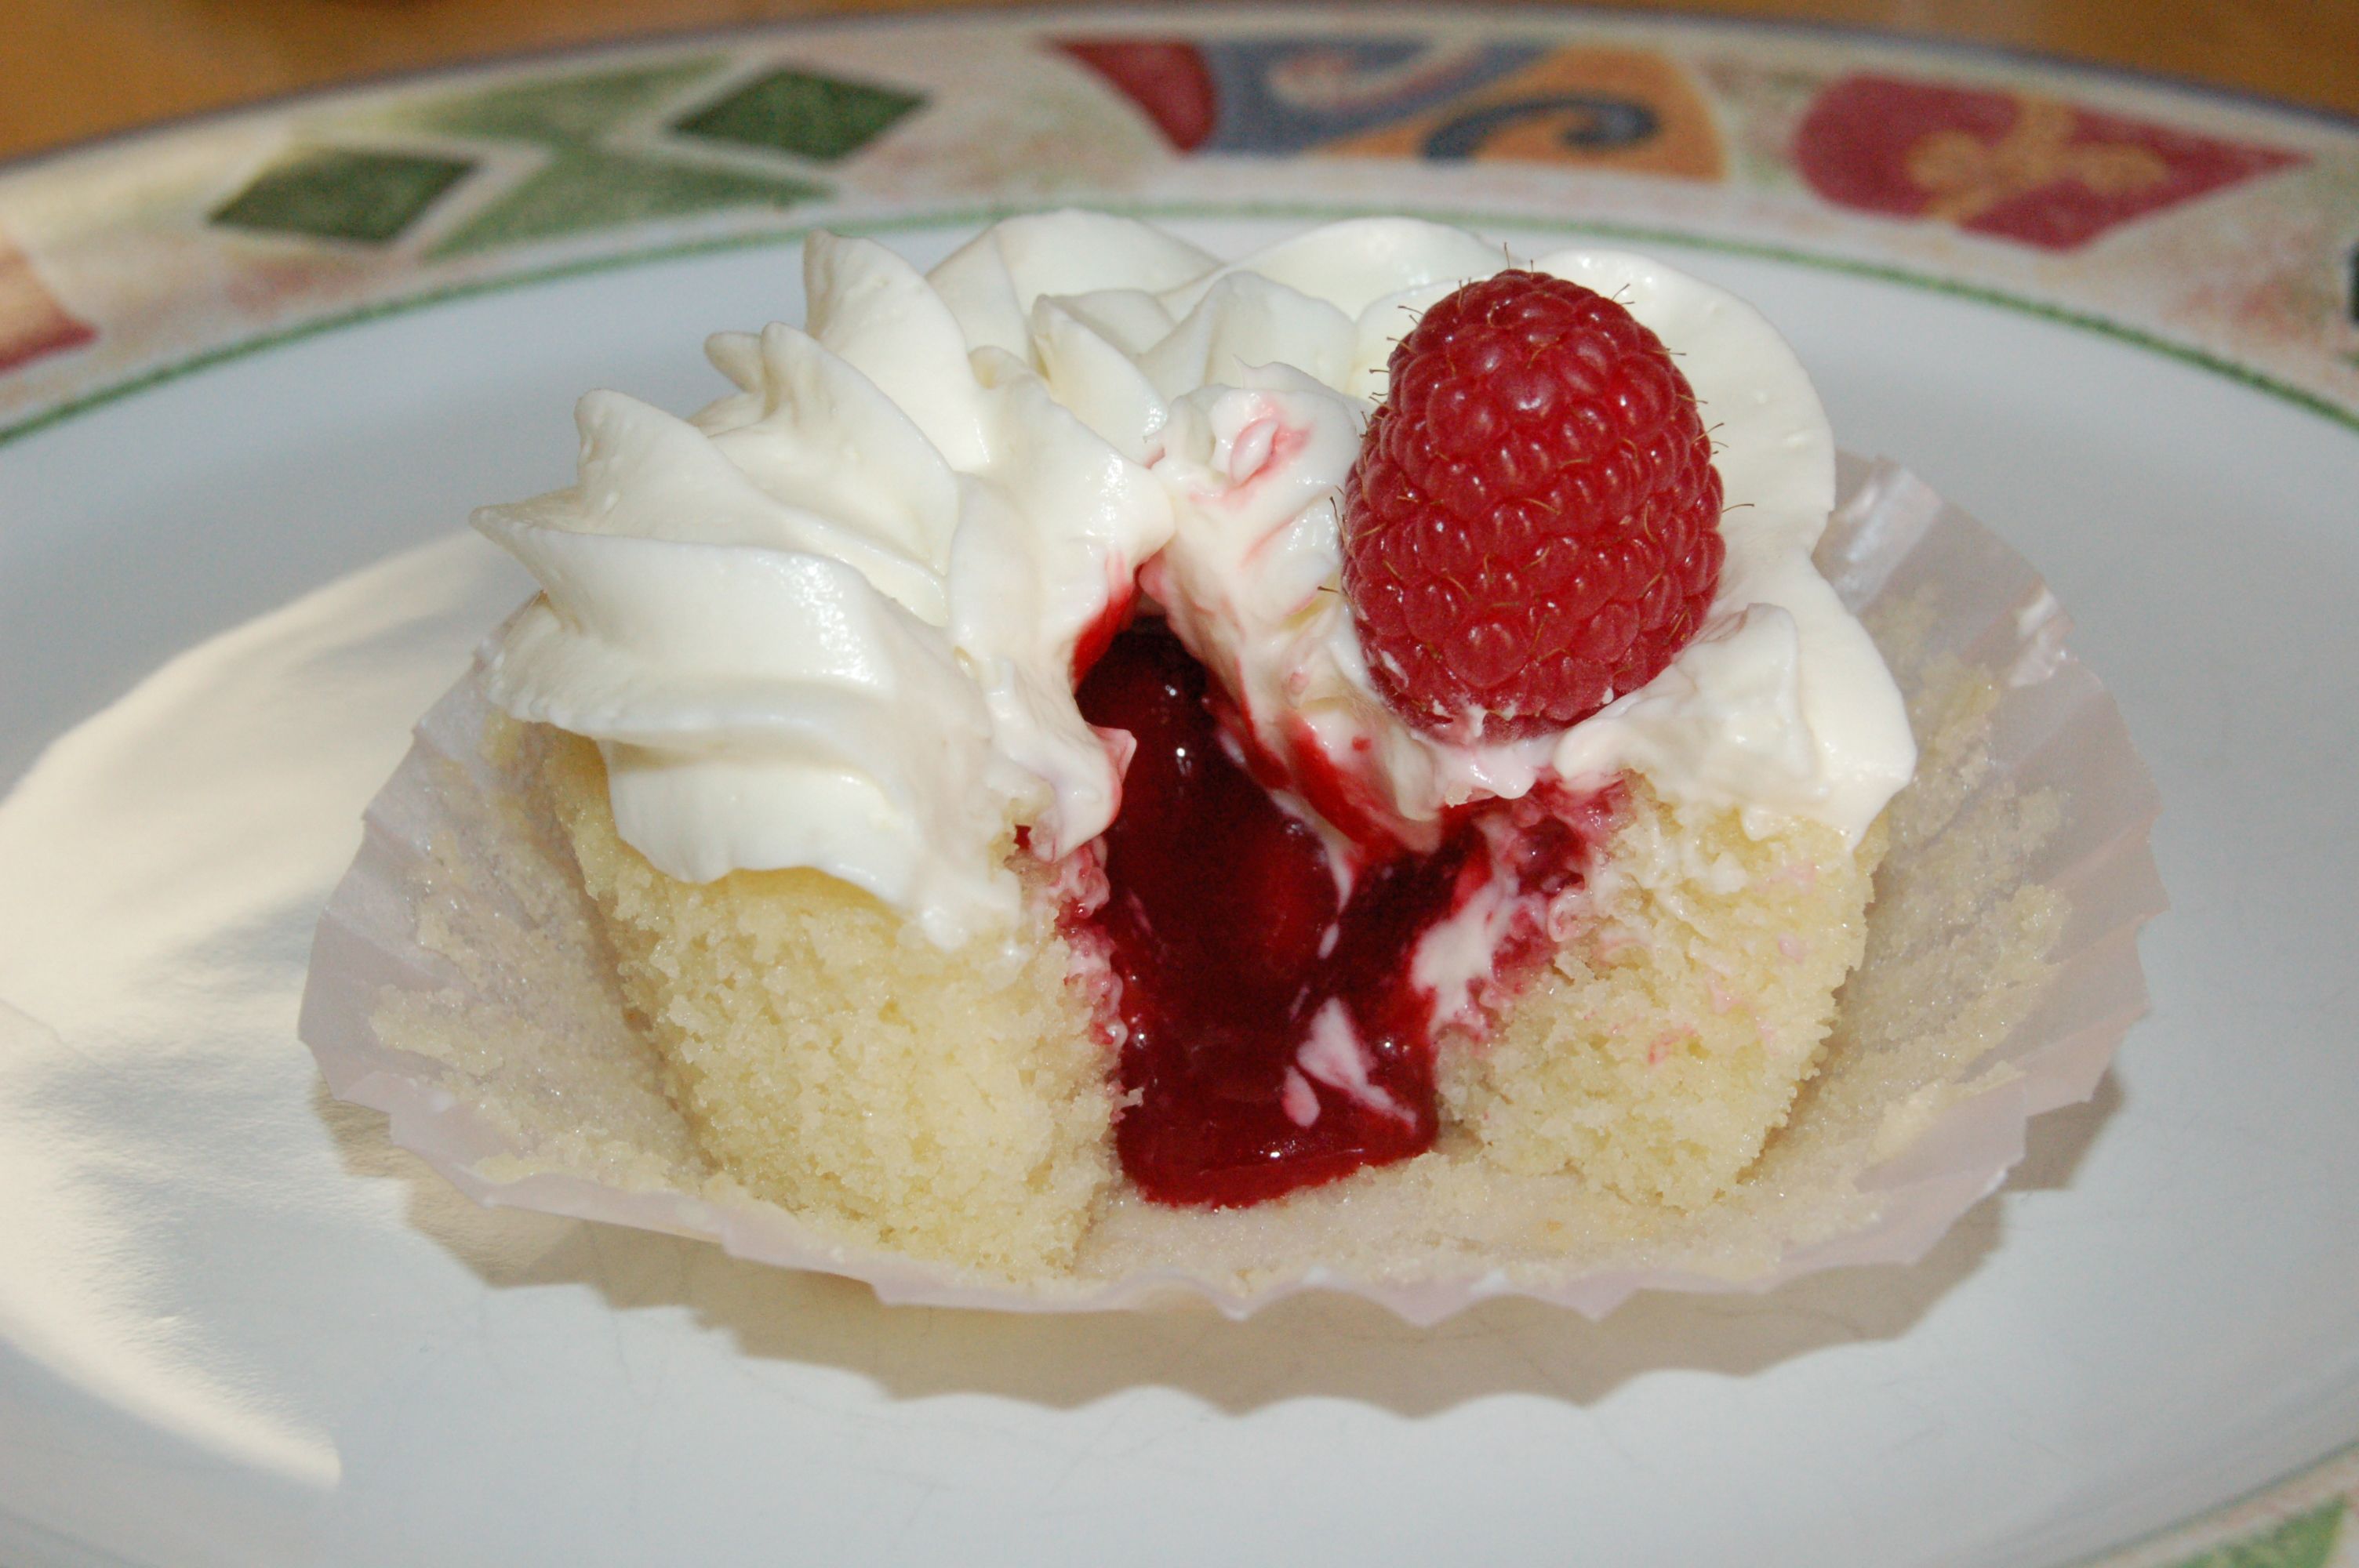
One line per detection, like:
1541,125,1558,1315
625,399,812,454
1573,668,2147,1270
1072,623,1616,1208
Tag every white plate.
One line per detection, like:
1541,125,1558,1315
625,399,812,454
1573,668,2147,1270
2,12,2354,1566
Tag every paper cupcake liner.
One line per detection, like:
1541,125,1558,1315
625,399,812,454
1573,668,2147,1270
298,457,2165,1324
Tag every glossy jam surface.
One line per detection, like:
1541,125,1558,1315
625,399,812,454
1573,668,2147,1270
1074,625,1612,1208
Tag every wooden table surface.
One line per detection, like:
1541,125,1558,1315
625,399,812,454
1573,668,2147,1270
3,0,2354,165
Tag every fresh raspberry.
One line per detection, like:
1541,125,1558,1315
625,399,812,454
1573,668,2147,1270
1341,269,1725,740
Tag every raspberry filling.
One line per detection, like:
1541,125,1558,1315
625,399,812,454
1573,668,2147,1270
1074,623,1616,1208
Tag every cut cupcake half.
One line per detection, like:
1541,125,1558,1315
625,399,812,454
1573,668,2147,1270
461,213,1918,1282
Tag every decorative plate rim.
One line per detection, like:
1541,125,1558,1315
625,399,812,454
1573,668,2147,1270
2,0,2353,184
5,198,2357,454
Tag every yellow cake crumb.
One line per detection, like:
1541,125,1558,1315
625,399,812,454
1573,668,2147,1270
1438,781,1884,1210
534,731,1117,1281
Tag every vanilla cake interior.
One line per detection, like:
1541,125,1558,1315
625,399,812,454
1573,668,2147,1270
534,724,1887,1279
536,731,1117,1281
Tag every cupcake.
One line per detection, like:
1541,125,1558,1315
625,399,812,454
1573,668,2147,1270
305,212,2152,1313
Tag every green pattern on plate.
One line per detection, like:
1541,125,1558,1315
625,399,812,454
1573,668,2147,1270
383,59,830,256
211,147,475,244
674,67,925,162
398,59,722,146
432,147,821,257
2168,1497,2347,1568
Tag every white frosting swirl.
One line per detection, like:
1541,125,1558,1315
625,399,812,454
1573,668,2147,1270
474,226,1183,946
475,212,1915,946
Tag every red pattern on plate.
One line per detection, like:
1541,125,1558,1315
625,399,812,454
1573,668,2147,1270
1056,39,1217,152
1795,74,2301,251
0,240,96,374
